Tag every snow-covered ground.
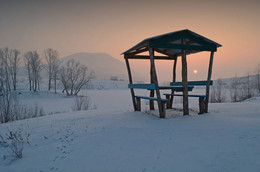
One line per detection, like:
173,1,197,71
1,88,260,172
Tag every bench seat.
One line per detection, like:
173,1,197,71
164,94,207,114
164,94,207,98
135,96,168,102
135,96,168,112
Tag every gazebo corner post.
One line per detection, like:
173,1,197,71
169,56,178,109
124,55,137,111
150,62,155,110
148,47,165,118
181,38,189,115
205,51,215,113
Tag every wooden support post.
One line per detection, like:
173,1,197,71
136,98,141,111
205,51,215,113
150,61,155,110
199,97,205,114
149,48,165,118
166,95,171,109
181,38,189,115
124,56,137,111
169,57,177,109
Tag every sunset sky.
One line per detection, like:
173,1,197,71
0,0,259,81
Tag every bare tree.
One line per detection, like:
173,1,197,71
24,51,42,92
8,49,20,91
245,71,253,99
0,51,4,93
230,75,240,102
256,63,260,92
24,52,33,91
44,48,59,91
0,48,12,92
60,59,93,96
53,61,60,93
0,48,20,92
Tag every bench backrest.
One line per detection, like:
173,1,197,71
128,84,156,89
170,80,213,86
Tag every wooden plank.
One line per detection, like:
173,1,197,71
149,42,217,52
164,94,207,98
184,33,217,48
174,50,200,57
170,80,213,86
181,38,189,115
205,51,215,113
149,48,165,118
126,47,149,56
158,86,194,91
149,32,184,46
128,84,156,90
125,57,137,111
153,48,176,58
125,55,174,60
135,96,168,102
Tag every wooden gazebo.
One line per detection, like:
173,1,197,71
122,29,222,118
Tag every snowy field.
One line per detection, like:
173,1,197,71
1,87,260,172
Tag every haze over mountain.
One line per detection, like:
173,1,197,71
61,52,133,80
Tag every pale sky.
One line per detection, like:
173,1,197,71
0,0,259,81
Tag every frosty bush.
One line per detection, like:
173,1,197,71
0,92,20,123
0,130,30,159
0,92,45,123
72,95,90,111
210,79,226,103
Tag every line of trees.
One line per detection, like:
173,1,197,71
0,47,93,123
0,47,93,95
210,64,260,103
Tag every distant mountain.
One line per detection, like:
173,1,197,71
61,53,129,80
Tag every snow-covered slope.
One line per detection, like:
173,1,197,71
1,90,260,171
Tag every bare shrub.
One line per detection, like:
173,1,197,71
210,79,226,103
0,130,30,159
0,92,19,123
0,91,45,123
72,96,90,111
230,76,241,102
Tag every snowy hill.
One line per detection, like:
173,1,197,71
61,53,128,80
1,90,260,171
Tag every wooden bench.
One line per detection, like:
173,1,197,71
170,80,213,86
135,96,168,112
128,84,156,90
165,80,213,114
164,94,207,114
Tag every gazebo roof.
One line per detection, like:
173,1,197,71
122,29,222,58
